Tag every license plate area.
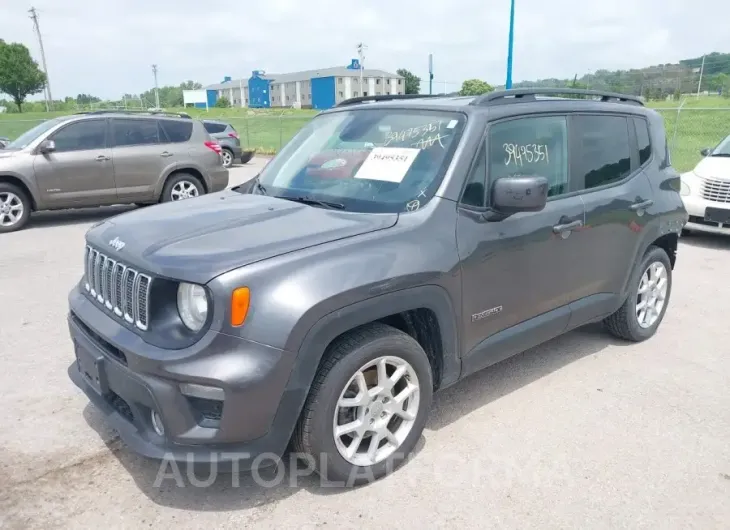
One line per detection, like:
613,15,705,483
705,207,730,225
75,341,109,396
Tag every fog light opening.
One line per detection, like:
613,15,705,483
150,410,165,437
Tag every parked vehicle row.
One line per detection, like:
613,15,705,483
0,111,230,232
66,89,688,486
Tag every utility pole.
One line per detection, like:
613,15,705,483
356,43,367,94
428,54,434,95
696,54,706,98
152,64,160,109
505,0,516,89
28,7,53,111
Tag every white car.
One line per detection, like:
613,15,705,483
680,134,730,235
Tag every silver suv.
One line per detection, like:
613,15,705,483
0,111,229,233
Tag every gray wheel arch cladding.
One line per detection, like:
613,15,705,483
282,284,461,399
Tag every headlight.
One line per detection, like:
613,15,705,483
177,282,208,331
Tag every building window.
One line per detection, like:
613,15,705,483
363,91,368,96
376,79,380,84
339,91,344,97
398,79,402,85
353,91,359,97
338,78,343,84
286,95,290,101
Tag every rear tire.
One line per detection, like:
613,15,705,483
292,323,433,486
221,148,234,168
604,245,672,342
160,173,204,203
0,183,31,233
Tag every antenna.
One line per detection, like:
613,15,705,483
28,7,53,111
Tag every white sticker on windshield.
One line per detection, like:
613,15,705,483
446,119,458,129
354,147,420,183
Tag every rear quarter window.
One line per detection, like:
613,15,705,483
159,120,193,143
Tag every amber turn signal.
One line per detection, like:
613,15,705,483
230,287,250,327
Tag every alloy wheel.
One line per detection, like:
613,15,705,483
636,261,668,328
170,181,200,201
0,191,24,227
332,355,420,467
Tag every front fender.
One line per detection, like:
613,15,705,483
285,284,461,395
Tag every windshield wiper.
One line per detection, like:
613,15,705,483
278,195,346,210
710,153,730,158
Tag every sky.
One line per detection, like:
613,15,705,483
1,0,728,100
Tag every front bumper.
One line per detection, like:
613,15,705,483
682,194,730,235
67,285,305,467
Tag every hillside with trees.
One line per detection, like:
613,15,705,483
509,52,730,101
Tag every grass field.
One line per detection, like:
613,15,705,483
1,97,728,171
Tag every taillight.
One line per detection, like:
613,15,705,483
228,132,239,139
204,140,222,154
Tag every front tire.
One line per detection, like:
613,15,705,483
293,323,433,486
0,183,31,233
160,173,204,203
604,245,672,342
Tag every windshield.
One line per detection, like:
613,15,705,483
5,117,66,149
710,135,730,157
254,108,466,213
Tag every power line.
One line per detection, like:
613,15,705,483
28,6,53,111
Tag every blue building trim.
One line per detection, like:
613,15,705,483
193,102,207,109
206,89,217,107
312,76,336,110
248,71,271,108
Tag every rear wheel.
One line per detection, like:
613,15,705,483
293,323,433,486
161,173,204,203
221,148,234,168
0,183,31,233
604,246,672,342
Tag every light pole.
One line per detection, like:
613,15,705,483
505,0,516,89
152,64,160,109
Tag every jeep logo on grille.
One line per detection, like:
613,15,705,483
109,237,126,251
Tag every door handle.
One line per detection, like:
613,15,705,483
94,155,110,162
160,151,173,157
630,199,653,211
553,220,583,234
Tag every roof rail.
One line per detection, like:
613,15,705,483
336,94,446,107
470,88,644,107
75,109,193,119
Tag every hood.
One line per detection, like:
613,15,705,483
0,149,19,159
692,156,730,179
86,189,398,284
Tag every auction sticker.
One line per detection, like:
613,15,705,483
354,147,420,183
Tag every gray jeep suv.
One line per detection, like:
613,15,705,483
0,111,229,233
67,89,688,485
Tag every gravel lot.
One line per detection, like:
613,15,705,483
1,158,729,529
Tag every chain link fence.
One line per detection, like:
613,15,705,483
1,107,727,172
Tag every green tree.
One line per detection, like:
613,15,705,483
459,79,493,96
396,69,421,94
0,40,47,113
214,96,230,108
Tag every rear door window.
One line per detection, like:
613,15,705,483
112,119,159,147
159,119,193,143
203,122,227,134
571,115,631,191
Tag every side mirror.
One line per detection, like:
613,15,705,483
39,139,56,154
492,175,549,214
700,147,712,157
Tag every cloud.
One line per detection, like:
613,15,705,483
1,0,728,99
